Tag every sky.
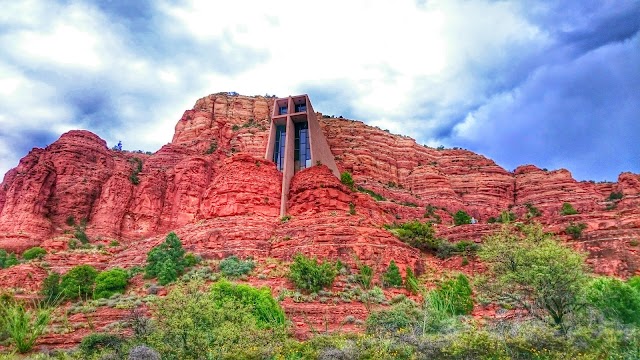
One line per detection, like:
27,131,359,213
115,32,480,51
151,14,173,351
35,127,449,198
0,0,638,181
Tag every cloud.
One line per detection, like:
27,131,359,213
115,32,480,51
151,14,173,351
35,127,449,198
0,0,638,182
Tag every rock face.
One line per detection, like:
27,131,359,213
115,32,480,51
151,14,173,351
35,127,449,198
1,92,640,348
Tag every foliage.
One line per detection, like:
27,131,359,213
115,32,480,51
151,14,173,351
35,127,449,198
22,247,47,261
478,224,589,332
79,332,124,357
405,267,419,294
497,210,517,223
40,272,62,305
0,250,18,269
427,274,474,316
60,264,99,300
204,140,218,154
340,171,354,190
585,276,640,325
1,300,51,353
288,253,336,293
382,260,403,288
608,191,623,201
147,280,286,360
560,202,578,215
386,220,438,251
219,255,255,277
210,280,286,328
565,222,587,239
348,202,356,215
357,264,374,289
129,157,143,185
356,185,386,201
453,210,472,226
94,268,129,299
65,215,76,226
145,232,188,285
74,226,89,244
366,299,421,334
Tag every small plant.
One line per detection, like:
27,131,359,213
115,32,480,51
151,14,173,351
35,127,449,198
79,332,124,357
525,203,541,218
358,264,374,289
427,273,473,316
94,268,128,299
109,240,120,247
348,202,356,215
608,191,623,201
2,300,52,353
219,256,255,277
356,186,386,201
565,222,587,239
630,239,639,247
231,124,240,131
40,272,62,305
405,267,419,294
145,232,190,285
382,261,403,288
65,215,76,226
280,214,292,223
22,247,47,261
288,253,336,293
453,210,472,226
560,202,578,215
0,250,19,269
340,171,355,190
205,140,218,154
129,157,143,185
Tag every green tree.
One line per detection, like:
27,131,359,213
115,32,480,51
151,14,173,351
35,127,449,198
560,202,578,215
479,224,589,333
288,253,336,293
145,232,188,285
60,265,99,300
585,277,640,325
210,280,286,328
382,261,403,288
453,210,472,226
387,220,439,251
94,268,128,299
22,247,47,261
40,272,62,305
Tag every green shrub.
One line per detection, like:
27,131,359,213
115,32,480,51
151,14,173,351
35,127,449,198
219,256,255,277
210,280,286,328
22,247,47,261
525,202,542,218
60,264,98,300
348,202,356,215
356,186,386,201
129,157,143,185
561,202,578,215
428,274,473,316
496,210,517,223
387,220,439,251
288,253,336,293
205,140,218,154
366,299,421,334
40,272,62,305
405,267,419,294
94,268,128,299
340,171,354,190
585,277,640,325
145,232,188,285
79,332,124,357
74,227,89,244
1,301,51,353
65,215,76,226
566,222,587,239
358,264,374,289
382,260,403,288
0,250,18,269
184,252,200,267
629,276,640,292
608,191,623,201
453,210,472,225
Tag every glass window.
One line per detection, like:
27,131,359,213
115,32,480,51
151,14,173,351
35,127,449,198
279,106,288,115
273,125,286,171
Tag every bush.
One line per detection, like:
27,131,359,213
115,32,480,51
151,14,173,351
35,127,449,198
129,157,143,185
74,227,89,244
1,300,51,353
382,260,403,288
453,210,472,226
289,253,336,293
525,202,542,218
608,191,623,201
340,171,354,190
41,272,62,305
128,345,161,360
585,277,640,325
496,210,517,223
405,267,419,294
566,222,587,239
0,250,18,269
366,299,421,334
219,256,255,277
358,264,374,289
210,280,286,328
79,333,124,357
561,202,578,215
94,268,129,299
22,247,47,261
145,232,188,285
60,264,98,300
205,140,218,154
428,274,474,316
387,220,439,251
